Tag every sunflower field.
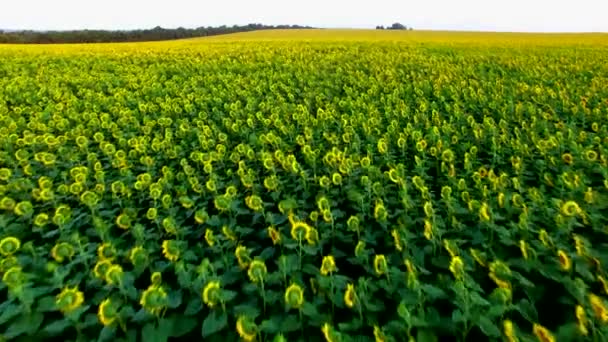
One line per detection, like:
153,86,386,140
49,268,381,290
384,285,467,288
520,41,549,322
1,30,608,342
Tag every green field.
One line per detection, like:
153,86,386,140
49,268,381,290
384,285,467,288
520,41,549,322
1,30,608,341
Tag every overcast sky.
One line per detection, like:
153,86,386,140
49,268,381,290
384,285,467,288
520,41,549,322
1,0,607,32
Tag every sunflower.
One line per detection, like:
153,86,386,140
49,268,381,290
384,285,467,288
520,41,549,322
129,246,148,268
222,225,237,242
140,285,168,315
235,316,257,342
575,305,588,335
98,298,118,326
290,221,310,242
423,219,433,240
479,202,491,222
305,227,319,245
97,242,116,260
391,229,403,252
373,325,386,342
322,323,340,342
344,283,357,308
267,226,281,245
247,259,267,283
589,293,608,323
557,250,571,271
14,201,34,217
373,254,388,276
560,201,581,217
115,213,131,230
502,320,517,342
0,237,21,257
449,256,465,280
2,266,24,288
202,280,221,308
354,240,366,258
161,240,180,262
532,323,555,342
235,245,251,269
320,255,337,276
194,209,209,224
93,259,113,279
245,195,263,212
205,229,215,247
374,201,388,222
519,240,529,260
347,216,360,232
105,264,124,285
284,283,304,309
56,286,85,314
319,176,331,189
562,153,573,165
51,242,75,263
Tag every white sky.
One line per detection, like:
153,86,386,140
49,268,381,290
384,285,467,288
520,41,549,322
1,0,607,32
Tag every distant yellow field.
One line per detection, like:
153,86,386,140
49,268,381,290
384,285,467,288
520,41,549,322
1,29,607,54
192,28,608,45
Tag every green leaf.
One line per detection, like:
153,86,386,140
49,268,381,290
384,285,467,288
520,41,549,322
477,316,500,337
0,303,20,325
5,312,44,338
202,310,228,337
451,309,465,323
421,284,447,300
469,292,490,306
301,302,319,318
97,325,116,342
260,318,281,334
36,296,57,312
42,318,72,335
169,316,198,337
416,329,438,342
184,299,203,315
279,314,301,333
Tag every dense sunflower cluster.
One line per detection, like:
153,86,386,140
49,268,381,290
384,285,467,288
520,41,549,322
1,31,608,341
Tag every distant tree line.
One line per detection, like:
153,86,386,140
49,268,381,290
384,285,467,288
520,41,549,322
0,24,315,44
376,23,412,30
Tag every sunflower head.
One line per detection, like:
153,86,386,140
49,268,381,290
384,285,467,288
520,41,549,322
532,323,555,342
267,226,281,245
140,285,168,315
105,264,124,285
2,266,24,289
205,228,215,247
56,286,85,314
344,283,357,308
161,240,181,262
0,237,21,257
560,201,581,217
247,259,268,283
93,259,113,279
236,316,257,342
51,242,75,263
129,246,148,268
373,254,388,276
557,250,571,271
320,255,337,276
202,280,221,308
575,305,588,336
235,245,251,269
97,242,116,261
290,221,310,242
98,298,118,326
284,283,304,309
449,256,465,280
